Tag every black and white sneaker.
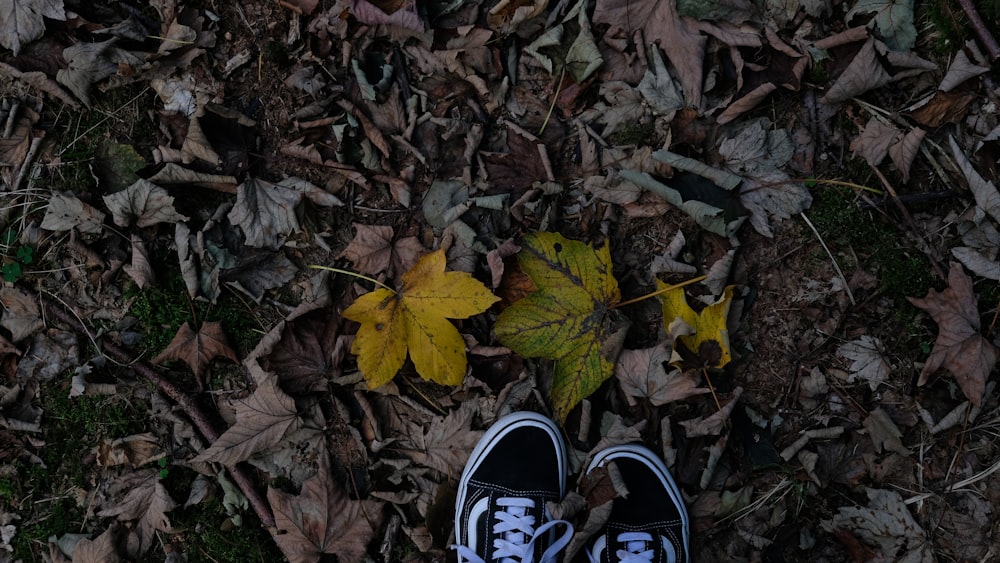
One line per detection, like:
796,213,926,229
586,445,690,563
453,411,574,563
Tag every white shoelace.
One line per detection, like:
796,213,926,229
454,497,573,563
615,532,655,563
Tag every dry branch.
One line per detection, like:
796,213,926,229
35,290,277,530
956,0,1000,60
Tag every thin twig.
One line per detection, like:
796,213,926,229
868,165,947,280
799,211,855,306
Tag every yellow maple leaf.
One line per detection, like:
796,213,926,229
343,249,499,387
659,282,734,367
494,233,628,420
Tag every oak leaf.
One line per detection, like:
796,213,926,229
268,452,385,563
614,342,710,406
660,284,734,367
152,322,239,385
343,249,499,388
908,262,996,406
494,233,628,420
192,374,302,465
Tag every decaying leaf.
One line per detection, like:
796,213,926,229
0,0,66,55
846,0,916,51
227,177,303,249
863,407,909,456
614,342,710,406
0,287,45,342
268,452,385,563
41,192,106,234
343,249,499,388
103,180,188,228
950,136,1000,225
397,401,483,475
594,0,706,106
96,433,165,468
495,233,629,420
70,526,121,563
679,386,743,437
908,262,996,406
261,309,347,395
123,235,155,289
821,36,934,104
192,374,302,466
660,284,734,367
837,335,891,390
97,472,177,558
152,322,239,385
339,224,426,279
822,488,934,563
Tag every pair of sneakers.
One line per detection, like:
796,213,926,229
454,412,690,563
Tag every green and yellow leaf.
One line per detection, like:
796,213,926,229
659,282,734,367
495,232,628,420
343,249,499,387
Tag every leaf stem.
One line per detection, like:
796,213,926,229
612,275,708,309
538,68,566,136
309,265,396,292
756,177,884,195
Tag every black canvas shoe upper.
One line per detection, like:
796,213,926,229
586,445,690,563
454,412,573,563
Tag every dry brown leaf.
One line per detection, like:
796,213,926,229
863,408,909,456
192,374,302,466
887,127,925,182
123,234,155,289
850,118,899,166
821,37,893,104
268,452,385,563
41,192,106,234
837,335,891,391
822,489,934,563
398,402,483,476
97,472,177,558
907,89,977,128
103,179,188,228
0,0,66,54
0,287,45,342
908,262,996,406
151,322,239,385
339,223,426,279
71,526,120,563
939,48,990,92
96,433,165,468
679,387,743,437
261,309,347,395
227,177,302,249
594,0,706,106
351,0,424,32
614,342,710,406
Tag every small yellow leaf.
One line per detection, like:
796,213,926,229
343,249,499,387
659,283,734,367
495,233,627,420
